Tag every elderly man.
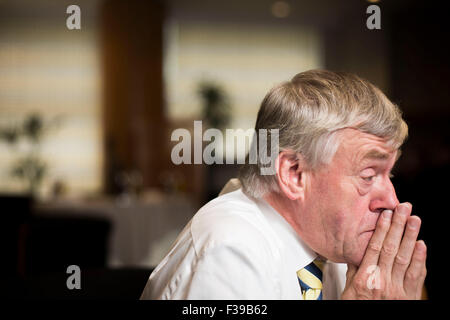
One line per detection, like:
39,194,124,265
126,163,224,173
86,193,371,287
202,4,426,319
140,70,427,300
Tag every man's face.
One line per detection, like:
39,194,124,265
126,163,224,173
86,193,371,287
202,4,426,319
300,128,400,266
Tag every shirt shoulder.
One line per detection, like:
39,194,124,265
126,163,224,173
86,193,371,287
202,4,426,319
141,190,283,299
190,190,275,258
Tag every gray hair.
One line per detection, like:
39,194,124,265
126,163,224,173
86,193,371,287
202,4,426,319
238,69,408,198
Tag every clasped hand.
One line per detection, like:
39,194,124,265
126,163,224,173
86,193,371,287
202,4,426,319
341,203,427,300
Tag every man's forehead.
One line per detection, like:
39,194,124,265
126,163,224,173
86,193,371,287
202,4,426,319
336,129,399,162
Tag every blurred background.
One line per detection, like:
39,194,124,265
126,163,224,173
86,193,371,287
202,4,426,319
0,0,448,299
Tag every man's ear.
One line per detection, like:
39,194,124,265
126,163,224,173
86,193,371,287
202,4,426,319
276,151,307,201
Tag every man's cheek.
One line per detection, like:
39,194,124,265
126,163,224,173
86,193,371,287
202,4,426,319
331,211,347,241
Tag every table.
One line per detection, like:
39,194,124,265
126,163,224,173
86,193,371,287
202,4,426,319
35,193,196,268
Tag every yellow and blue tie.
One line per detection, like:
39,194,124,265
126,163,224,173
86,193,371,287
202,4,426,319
297,259,324,300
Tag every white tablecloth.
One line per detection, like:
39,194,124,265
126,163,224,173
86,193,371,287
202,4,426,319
35,194,195,268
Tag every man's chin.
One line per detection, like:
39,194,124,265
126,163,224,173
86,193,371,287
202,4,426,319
345,234,374,266
336,255,363,267
322,242,366,266
331,257,362,266
340,246,366,266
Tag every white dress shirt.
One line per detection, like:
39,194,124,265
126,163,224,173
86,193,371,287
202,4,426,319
140,186,348,299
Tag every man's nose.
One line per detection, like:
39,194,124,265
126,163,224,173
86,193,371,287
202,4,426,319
369,176,399,212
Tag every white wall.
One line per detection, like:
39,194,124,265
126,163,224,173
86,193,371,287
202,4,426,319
0,0,103,198
164,19,323,160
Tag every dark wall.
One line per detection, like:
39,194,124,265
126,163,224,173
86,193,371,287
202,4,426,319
388,3,450,300
323,1,450,299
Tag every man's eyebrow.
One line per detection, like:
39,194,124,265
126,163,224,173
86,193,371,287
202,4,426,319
363,149,389,160
362,149,400,161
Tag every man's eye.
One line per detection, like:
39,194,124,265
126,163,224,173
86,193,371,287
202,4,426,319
360,168,377,183
362,176,375,182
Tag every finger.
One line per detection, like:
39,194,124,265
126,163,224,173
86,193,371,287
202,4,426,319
404,240,427,298
391,216,421,284
416,265,427,300
359,209,392,273
378,203,412,273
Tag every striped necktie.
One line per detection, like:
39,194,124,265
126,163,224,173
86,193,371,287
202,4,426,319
297,259,324,300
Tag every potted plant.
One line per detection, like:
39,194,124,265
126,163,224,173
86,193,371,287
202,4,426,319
0,113,62,198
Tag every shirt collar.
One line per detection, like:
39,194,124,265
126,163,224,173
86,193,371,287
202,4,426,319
254,195,318,271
